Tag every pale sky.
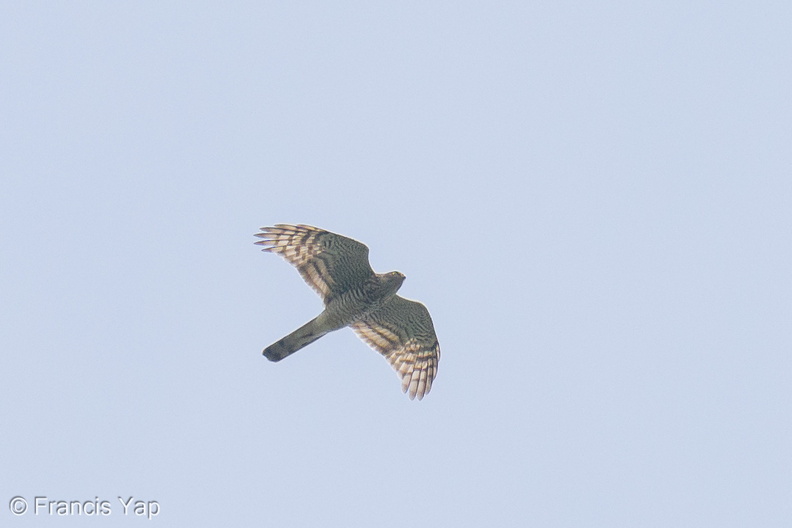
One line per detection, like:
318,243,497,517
2,2,791,527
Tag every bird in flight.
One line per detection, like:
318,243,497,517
255,224,440,400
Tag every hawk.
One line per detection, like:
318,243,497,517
255,224,440,400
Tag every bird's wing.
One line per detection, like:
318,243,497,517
255,224,374,302
351,295,440,400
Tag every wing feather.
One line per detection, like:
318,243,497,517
255,224,374,302
352,295,440,400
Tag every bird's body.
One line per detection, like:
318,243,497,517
255,224,439,399
262,271,404,360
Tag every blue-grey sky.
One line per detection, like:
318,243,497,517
2,2,791,526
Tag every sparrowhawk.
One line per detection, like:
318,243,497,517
255,224,440,400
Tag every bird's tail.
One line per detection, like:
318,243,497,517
263,317,328,361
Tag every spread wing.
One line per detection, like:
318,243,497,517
351,295,440,400
255,224,374,302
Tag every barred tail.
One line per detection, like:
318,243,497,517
263,317,328,361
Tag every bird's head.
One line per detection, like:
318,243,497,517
382,271,406,296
